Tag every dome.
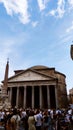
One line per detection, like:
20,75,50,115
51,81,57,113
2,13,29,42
29,65,49,70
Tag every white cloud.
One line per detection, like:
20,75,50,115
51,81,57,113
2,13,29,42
49,10,56,16
0,0,30,24
68,0,73,9
66,26,73,33
37,0,49,11
49,0,65,18
31,21,39,27
66,21,73,33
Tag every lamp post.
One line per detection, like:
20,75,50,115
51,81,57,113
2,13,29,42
70,45,73,104
70,44,73,60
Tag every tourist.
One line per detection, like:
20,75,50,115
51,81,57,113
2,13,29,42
43,110,52,130
34,109,43,130
10,108,21,130
28,110,36,130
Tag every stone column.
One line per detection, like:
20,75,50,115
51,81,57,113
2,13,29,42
8,90,10,101
47,85,50,108
16,87,19,108
23,86,26,108
55,85,58,109
39,86,42,108
32,86,34,108
9,87,12,103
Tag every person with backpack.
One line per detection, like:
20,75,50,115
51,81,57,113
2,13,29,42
10,108,21,130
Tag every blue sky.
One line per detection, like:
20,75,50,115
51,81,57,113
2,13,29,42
0,0,73,94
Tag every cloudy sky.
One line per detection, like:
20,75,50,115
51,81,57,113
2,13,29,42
0,0,73,94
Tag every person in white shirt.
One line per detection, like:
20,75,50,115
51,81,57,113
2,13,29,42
0,109,5,122
34,109,43,130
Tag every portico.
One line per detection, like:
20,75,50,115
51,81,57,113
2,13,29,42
9,84,56,109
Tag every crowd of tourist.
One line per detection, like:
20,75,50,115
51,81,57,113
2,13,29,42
0,106,73,130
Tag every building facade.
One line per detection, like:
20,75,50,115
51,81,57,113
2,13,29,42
7,65,68,109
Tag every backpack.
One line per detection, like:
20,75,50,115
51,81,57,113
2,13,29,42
10,115,18,124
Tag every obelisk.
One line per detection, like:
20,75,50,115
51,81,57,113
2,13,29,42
2,59,11,108
2,59,9,96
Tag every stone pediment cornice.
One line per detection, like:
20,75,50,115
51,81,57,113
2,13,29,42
30,69,56,79
7,68,57,82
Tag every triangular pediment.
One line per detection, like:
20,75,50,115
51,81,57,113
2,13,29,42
8,69,54,82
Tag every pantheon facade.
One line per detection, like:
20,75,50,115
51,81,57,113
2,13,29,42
7,65,68,109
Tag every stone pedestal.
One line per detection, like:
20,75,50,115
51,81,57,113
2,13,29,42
0,88,11,109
